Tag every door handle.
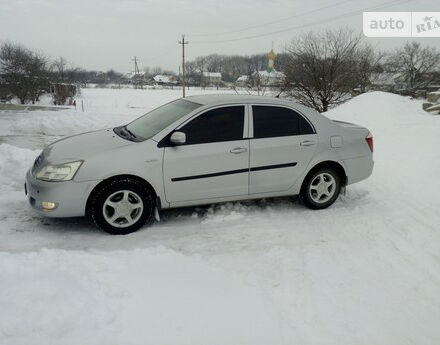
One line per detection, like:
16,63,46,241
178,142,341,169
230,147,247,154
300,140,316,147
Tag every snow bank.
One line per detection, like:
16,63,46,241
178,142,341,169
0,247,281,345
327,91,440,208
0,144,38,192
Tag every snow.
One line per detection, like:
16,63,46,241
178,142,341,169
0,248,281,345
1,89,440,344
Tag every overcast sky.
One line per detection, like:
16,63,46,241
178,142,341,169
0,0,439,73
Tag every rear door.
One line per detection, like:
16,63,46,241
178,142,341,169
249,105,317,194
163,105,250,203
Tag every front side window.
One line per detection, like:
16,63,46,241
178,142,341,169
252,106,314,138
125,99,201,140
180,106,245,145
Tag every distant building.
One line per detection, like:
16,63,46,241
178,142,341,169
201,72,222,86
51,83,77,105
370,71,440,94
153,74,179,86
236,48,285,87
369,72,403,92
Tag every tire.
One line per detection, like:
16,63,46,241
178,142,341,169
90,178,154,235
300,168,341,210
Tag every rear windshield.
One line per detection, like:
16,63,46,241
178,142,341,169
126,99,201,140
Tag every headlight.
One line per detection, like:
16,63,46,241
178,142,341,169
36,161,83,182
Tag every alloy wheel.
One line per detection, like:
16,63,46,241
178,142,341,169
308,172,336,204
102,190,144,228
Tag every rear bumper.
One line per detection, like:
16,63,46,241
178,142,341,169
341,155,374,185
25,169,99,217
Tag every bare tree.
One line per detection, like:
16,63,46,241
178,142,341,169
28,51,49,103
282,28,364,112
387,41,440,89
143,66,150,77
353,45,385,93
52,56,68,82
151,66,162,76
246,54,266,76
0,42,48,104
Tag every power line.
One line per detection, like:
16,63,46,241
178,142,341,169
189,0,355,37
191,0,412,44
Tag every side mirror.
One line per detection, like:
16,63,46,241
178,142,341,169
170,131,186,145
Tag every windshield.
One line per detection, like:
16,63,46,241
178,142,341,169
125,99,201,140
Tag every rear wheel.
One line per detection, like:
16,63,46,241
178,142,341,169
301,168,341,209
90,178,154,234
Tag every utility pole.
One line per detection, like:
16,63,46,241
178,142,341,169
178,35,188,98
132,56,143,89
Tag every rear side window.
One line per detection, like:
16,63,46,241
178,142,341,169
252,106,314,138
181,106,244,145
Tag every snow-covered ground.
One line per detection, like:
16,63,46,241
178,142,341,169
1,88,440,345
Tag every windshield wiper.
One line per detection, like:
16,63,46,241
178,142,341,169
123,125,137,138
114,126,136,142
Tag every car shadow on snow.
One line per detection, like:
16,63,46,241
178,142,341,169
25,196,300,236
21,188,370,237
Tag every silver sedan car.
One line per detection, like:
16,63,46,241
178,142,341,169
25,95,374,234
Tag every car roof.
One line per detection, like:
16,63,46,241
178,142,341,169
184,94,306,109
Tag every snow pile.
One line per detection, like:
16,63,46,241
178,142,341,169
327,91,440,207
0,144,38,192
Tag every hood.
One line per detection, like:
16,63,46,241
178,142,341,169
42,129,133,163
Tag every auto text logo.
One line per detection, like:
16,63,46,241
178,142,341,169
363,12,440,37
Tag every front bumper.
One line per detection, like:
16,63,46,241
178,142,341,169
25,169,99,217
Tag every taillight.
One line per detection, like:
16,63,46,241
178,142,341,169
366,132,373,152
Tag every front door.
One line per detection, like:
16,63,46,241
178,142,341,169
163,105,249,203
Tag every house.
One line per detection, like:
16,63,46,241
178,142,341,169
370,71,440,94
235,75,249,87
236,48,285,88
255,70,285,86
236,70,285,87
51,83,77,105
201,72,222,86
369,72,402,92
153,74,179,86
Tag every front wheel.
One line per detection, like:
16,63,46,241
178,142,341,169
90,178,154,235
300,168,341,209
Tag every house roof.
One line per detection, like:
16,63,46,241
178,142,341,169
153,74,172,83
202,72,222,78
236,71,285,82
236,75,249,82
256,70,285,78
